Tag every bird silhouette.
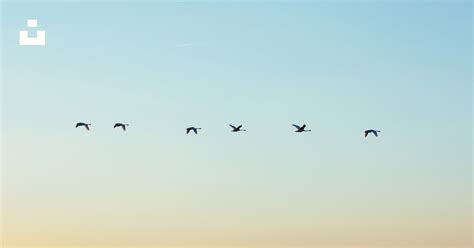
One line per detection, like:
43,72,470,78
292,124,311,132
114,123,129,131
76,122,91,131
186,127,201,134
229,124,246,132
364,129,381,137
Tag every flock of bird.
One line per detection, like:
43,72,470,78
75,122,381,137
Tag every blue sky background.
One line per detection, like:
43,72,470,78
1,0,472,247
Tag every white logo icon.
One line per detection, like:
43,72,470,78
19,19,46,46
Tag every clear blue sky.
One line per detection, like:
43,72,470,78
1,0,472,247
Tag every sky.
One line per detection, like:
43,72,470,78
1,0,472,247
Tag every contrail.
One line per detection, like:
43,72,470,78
175,43,195,48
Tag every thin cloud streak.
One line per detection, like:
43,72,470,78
175,43,195,48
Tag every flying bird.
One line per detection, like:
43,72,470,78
292,124,311,132
364,129,381,137
229,124,246,132
76,122,91,131
114,123,129,131
186,127,201,134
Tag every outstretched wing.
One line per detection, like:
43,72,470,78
186,128,190,134
364,131,369,137
193,128,198,134
229,124,237,129
373,131,378,137
76,123,81,128
237,125,242,129
85,125,90,131
122,125,126,131
301,124,306,129
292,124,301,129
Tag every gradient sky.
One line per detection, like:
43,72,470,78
1,0,472,247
